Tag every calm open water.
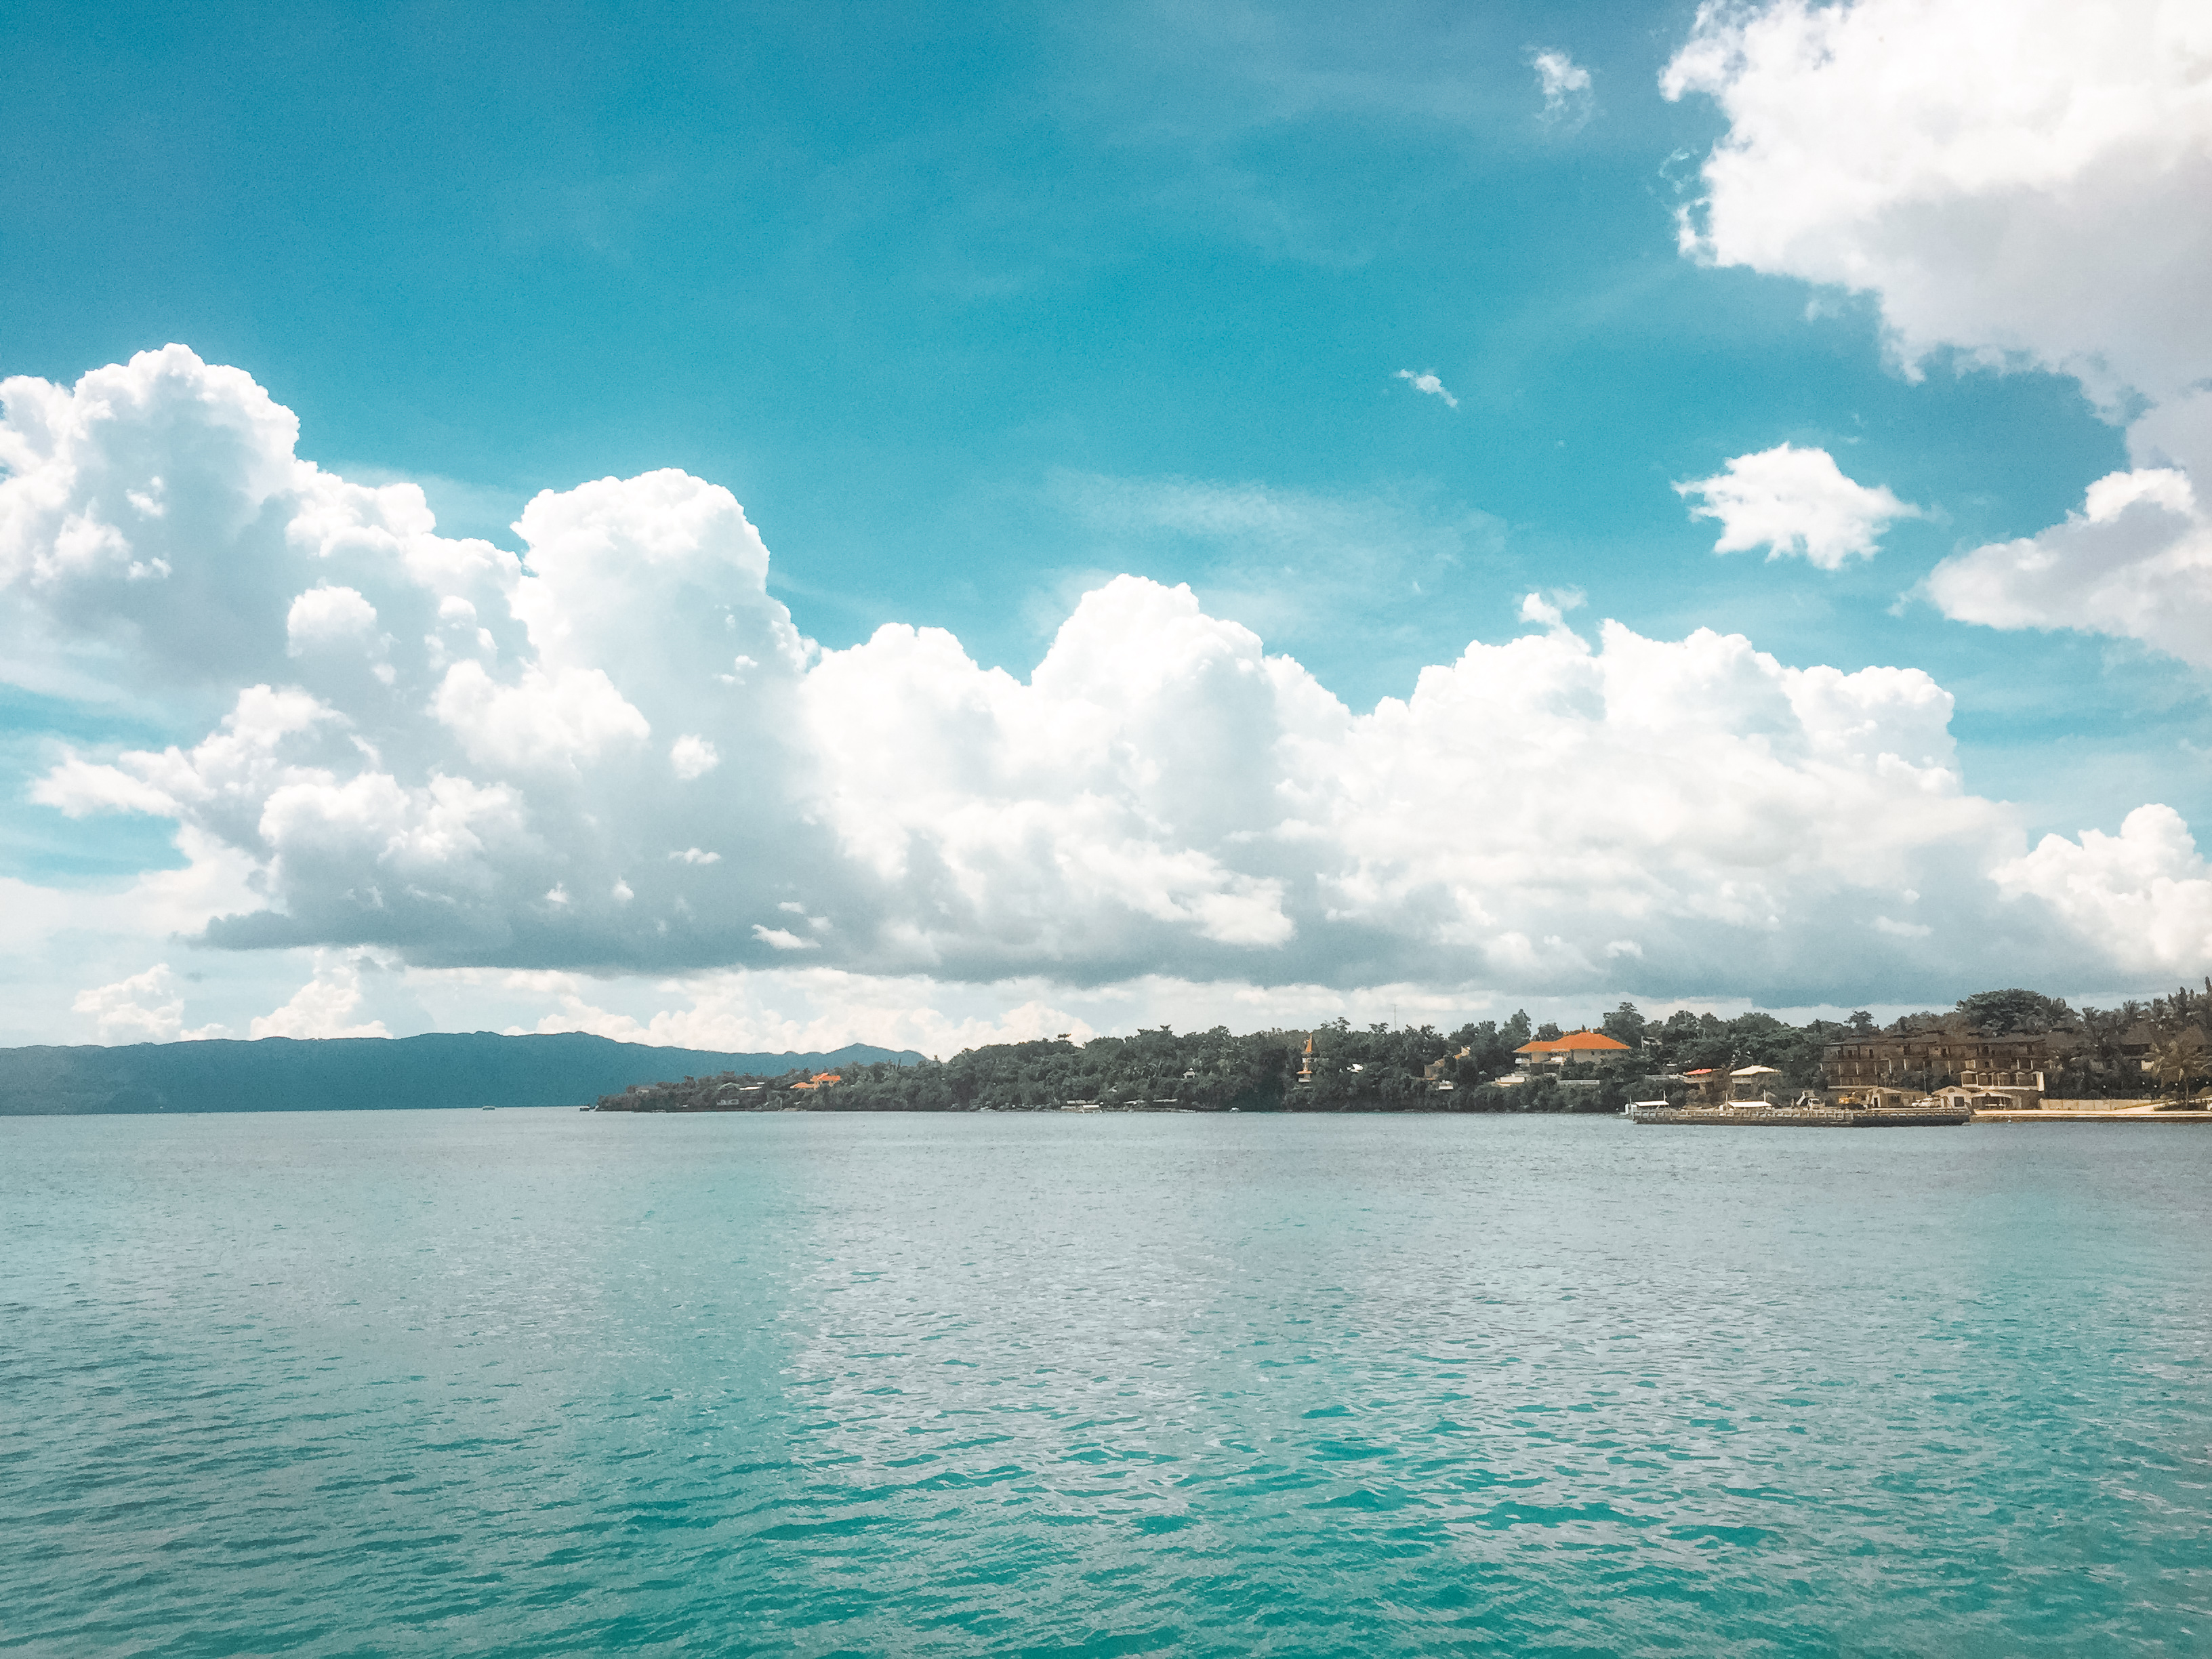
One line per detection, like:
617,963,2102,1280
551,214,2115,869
5,1111,2209,1656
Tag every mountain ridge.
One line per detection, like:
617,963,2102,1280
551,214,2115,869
0,1031,926,1115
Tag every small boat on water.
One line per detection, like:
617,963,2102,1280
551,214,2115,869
1627,1065,1973,1128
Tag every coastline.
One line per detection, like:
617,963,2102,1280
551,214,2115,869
1974,1099,2212,1122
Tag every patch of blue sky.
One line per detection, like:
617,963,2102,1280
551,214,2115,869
0,0,2188,841
0,687,185,883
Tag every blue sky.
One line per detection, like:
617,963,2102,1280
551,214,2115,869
3,0,2207,1046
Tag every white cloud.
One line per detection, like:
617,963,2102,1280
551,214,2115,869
34,751,178,817
1924,392,2212,659
286,584,380,653
752,925,818,951
1518,589,1585,630
72,963,228,1043
1393,369,1459,409
1531,49,1594,128
249,952,391,1039
432,661,651,771
1995,806,2212,972
5,344,2211,1017
493,965,1103,1056
1925,466,2212,663
1661,0,2212,415
1677,443,1919,568
670,733,720,779
1664,0,2212,655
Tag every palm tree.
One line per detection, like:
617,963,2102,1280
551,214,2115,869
2146,1036,2202,1109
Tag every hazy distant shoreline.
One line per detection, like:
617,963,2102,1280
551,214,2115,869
0,1033,926,1116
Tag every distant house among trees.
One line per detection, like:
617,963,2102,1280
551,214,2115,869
1515,1029,1633,1069
585,983,2212,1116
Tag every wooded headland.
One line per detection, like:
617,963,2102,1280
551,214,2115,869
598,986,2212,1115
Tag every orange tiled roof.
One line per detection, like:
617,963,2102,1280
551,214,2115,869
1515,1029,1632,1054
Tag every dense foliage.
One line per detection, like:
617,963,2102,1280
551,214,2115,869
599,1004,1828,1113
600,983,2212,1113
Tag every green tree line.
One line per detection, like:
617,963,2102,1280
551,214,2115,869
595,985,2208,1113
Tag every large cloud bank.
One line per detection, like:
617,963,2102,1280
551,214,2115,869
6,346,2209,1009
1663,0,2212,658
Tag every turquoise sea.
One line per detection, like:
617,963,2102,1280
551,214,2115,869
5,1110,2209,1656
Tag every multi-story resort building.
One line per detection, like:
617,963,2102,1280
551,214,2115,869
1820,1033,2047,1096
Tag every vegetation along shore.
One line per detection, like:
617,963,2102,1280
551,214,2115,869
595,985,2212,1115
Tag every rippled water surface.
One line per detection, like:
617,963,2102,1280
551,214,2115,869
6,1110,2211,1655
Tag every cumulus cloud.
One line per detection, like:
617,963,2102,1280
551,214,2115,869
1677,443,1919,568
434,661,651,771
1925,466,2212,663
1995,806,2212,971
73,963,229,1043
1664,0,2212,664
1662,0,2212,413
670,733,720,779
1517,589,1584,630
249,953,392,1039
5,344,2209,1017
1393,369,1458,409
1924,394,2212,659
287,584,380,653
1531,49,1593,128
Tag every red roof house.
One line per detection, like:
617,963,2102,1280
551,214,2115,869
1514,1029,1633,1068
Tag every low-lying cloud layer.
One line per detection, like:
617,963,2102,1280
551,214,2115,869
5,346,2209,1035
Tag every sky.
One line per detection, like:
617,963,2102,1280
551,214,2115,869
3,0,2209,1052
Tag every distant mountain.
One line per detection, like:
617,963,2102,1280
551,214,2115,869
0,1032,927,1115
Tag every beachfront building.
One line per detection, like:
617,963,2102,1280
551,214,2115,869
1820,1034,2046,1096
2120,1021,2208,1071
1515,1029,1633,1069
1422,1046,1471,1090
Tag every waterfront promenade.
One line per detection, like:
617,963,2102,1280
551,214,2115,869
1977,1099,2212,1122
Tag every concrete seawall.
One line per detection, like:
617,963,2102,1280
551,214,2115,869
1975,1100,2212,1123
